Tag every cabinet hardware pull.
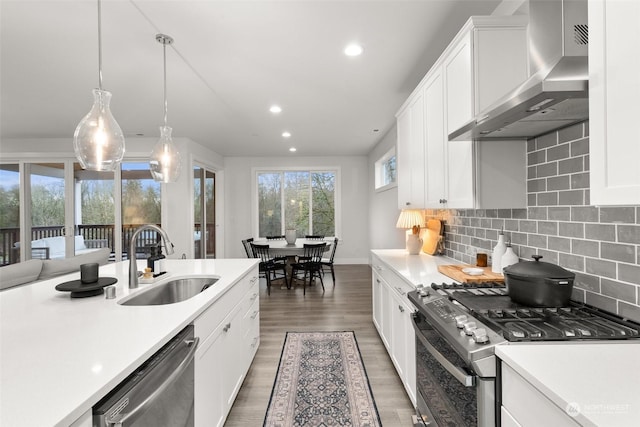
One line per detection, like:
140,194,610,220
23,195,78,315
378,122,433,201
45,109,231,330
395,286,406,295
223,323,231,332
251,337,258,348
251,293,258,301
251,311,259,319
376,279,380,284
405,202,411,205
399,305,405,313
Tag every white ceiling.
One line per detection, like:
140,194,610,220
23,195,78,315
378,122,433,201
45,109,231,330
1,0,503,157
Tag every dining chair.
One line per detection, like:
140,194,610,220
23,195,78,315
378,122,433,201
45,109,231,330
304,234,325,240
250,243,287,295
321,237,339,284
241,238,255,258
288,243,326,295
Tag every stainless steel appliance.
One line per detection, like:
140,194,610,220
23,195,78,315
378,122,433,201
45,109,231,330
449,0,589,142
408,282,640,426
93,325,199,427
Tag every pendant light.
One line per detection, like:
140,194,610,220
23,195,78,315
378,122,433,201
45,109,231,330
149,34,181,183
73,0,125,171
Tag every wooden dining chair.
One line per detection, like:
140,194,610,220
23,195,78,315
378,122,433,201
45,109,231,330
250,243,287,295
289,243,326,295
266,235,285,240
242,237,255,258
321,237,339,285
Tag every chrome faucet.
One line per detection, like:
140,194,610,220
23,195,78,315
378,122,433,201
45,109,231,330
129,224,175,288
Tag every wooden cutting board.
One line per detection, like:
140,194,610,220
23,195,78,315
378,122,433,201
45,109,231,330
422,219,443,255
438,264,504,283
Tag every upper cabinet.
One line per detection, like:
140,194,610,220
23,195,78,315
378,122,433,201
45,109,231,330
397,16,528,210
397,93,426,209
445,17,529,134
589,0,640,205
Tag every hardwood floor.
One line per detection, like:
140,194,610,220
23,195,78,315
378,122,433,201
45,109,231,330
224,264,415,426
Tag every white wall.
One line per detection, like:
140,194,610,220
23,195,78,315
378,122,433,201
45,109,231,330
368,126,406,251
223,156,369,264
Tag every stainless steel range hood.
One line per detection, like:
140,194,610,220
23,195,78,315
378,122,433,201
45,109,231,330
449,0,588,141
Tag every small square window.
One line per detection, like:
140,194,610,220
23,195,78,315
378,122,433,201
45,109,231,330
375,148,397,191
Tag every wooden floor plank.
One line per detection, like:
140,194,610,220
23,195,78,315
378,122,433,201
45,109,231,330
224,264,415,426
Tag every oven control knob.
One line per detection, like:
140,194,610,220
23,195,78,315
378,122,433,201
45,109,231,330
463,321,477,335
454,315,468,328
472,328,489,344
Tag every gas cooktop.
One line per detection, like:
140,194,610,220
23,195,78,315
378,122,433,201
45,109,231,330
412,282,640,343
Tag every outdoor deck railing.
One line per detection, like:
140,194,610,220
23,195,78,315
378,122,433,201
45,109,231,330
0,223,215,266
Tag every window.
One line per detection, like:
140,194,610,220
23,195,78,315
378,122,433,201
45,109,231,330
375,148,397,190
256,169,337,238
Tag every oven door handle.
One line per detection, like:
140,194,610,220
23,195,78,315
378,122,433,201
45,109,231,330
413,320,475,387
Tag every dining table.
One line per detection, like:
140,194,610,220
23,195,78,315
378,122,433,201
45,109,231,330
253,238,332,289
253,238,332,257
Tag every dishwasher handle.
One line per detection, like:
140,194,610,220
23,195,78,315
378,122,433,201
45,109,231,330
106,337,199,427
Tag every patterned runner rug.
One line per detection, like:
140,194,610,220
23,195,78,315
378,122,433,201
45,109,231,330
264,331,382,427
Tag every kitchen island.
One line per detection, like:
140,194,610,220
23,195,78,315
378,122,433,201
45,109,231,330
0,258,259,427
498,342,640,427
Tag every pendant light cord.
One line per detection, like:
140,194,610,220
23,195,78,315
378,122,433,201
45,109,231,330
163,41,168,127
97,0,103,90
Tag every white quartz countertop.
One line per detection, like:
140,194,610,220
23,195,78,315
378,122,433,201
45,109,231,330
0,258,259,427
371,249,461,287
497,342,640,427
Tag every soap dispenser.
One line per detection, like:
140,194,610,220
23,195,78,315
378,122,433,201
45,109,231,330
491,228,507,273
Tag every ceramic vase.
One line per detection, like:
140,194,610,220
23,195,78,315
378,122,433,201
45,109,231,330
285,229,297,244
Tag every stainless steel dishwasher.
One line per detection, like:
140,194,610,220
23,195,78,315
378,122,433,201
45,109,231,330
93,325,199,427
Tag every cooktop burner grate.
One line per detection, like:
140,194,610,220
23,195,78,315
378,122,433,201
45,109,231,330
427,282,640,342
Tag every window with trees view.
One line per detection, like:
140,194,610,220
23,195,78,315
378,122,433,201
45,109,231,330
257,169,337,238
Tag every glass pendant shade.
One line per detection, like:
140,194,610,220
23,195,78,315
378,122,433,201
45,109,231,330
150,125,181,183
74,89,125,171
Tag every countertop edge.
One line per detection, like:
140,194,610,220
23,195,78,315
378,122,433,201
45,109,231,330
1,258,260,427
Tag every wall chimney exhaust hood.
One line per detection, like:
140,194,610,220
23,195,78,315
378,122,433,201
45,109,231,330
449,0,588,141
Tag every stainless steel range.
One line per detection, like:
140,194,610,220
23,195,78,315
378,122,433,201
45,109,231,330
408,282,640,427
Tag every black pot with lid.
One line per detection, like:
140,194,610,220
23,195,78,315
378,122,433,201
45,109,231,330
503,255,575,307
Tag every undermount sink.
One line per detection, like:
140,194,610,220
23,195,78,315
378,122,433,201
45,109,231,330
119,277,219,306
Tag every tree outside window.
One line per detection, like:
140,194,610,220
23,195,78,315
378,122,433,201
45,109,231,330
258,170,336,237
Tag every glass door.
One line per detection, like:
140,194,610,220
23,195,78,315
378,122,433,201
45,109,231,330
194,165,216,259
0,164,20,265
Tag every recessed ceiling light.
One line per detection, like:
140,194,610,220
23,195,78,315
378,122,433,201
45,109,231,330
289,147,297,152
344,43,364,57
282,131,291,138
269,105,282,114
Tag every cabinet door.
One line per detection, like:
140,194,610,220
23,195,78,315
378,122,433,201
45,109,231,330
423,69,446,207
445,32,473,134
372,269,383,332
389,289,416,405
589,0,640,205
195,303,243,427
397,93,426,209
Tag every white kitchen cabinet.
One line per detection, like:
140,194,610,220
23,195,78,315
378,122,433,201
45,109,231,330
444,17,528,135
370,255,416,406
423,68,447,207
396,15,527,210
194,268,259,427
501,362,579,427
396,92,426,209
589,0,640,205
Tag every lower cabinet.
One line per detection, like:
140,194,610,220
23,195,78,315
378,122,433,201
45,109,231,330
194,268,259,427
500,362,579,427
371,258,416,406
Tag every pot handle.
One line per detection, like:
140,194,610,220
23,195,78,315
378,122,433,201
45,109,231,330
532,255,543,262
544,278,572,286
